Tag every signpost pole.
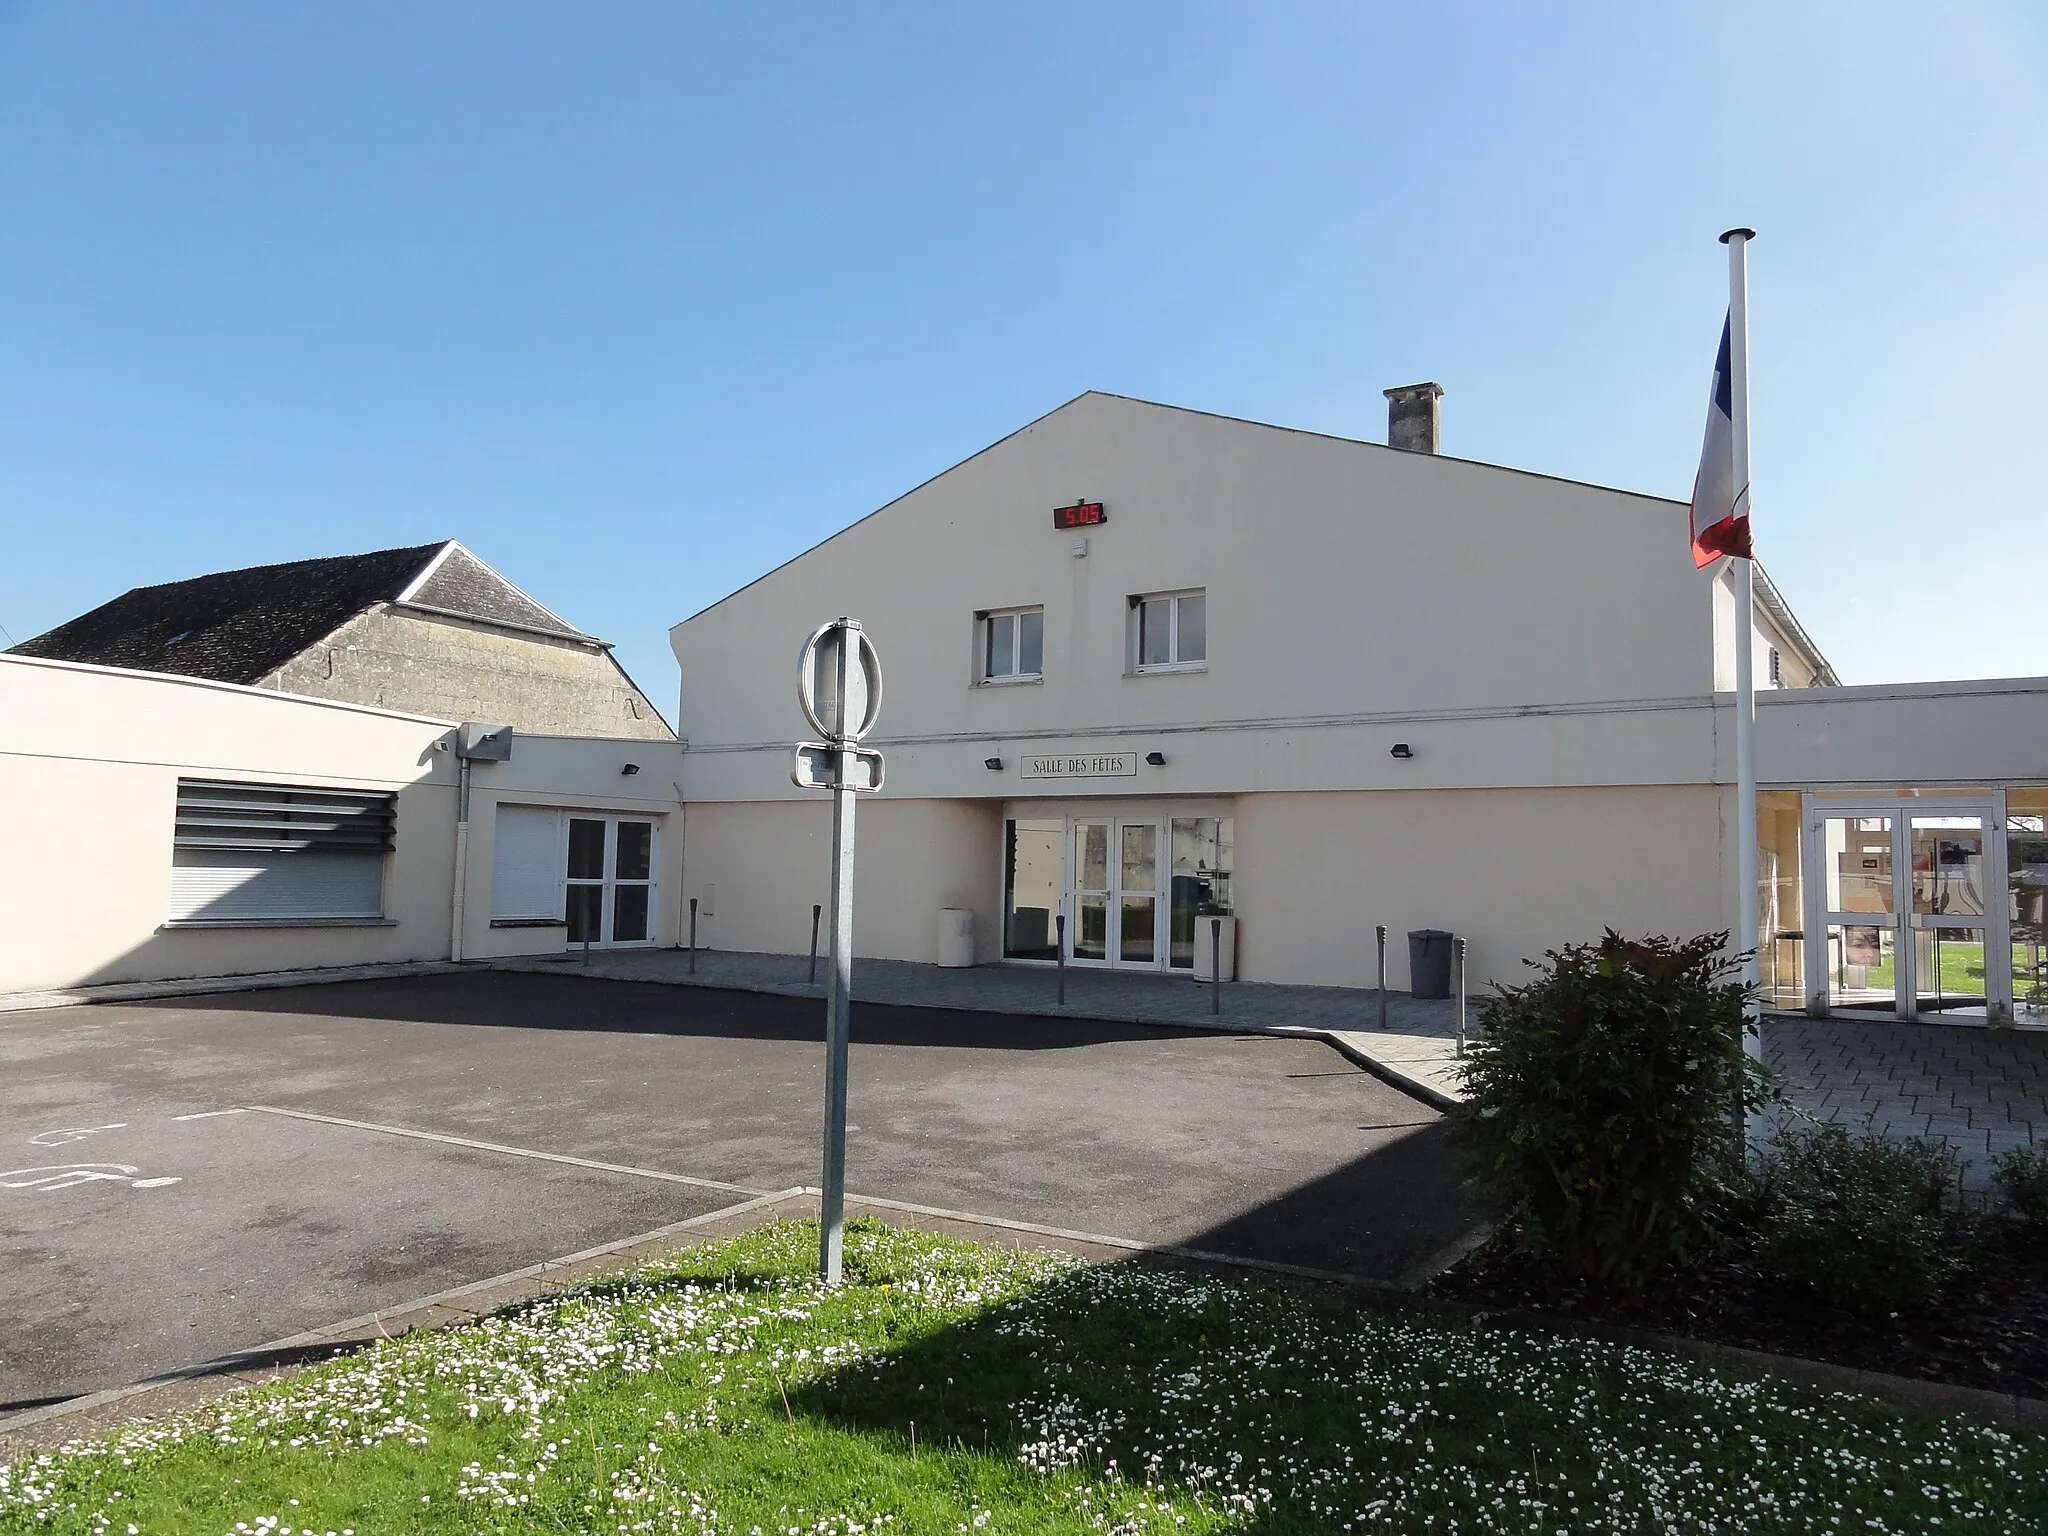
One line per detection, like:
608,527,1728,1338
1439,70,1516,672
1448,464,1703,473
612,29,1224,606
792,616,882,1288
819,765,855,1285
818,624,860,1286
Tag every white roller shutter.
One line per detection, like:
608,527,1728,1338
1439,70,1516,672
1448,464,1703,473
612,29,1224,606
491,806,563,919
169,850,386,922
167,779,395,923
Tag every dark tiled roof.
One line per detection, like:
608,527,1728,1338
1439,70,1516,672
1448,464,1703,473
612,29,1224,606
402,544,585,640
10,542,451,684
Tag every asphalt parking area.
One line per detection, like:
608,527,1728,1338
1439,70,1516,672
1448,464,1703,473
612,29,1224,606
0,971,1477,1409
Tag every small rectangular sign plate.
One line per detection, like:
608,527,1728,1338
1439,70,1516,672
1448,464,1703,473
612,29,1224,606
1019,751,1137,780
792,743,885,792
1052,500,1105,530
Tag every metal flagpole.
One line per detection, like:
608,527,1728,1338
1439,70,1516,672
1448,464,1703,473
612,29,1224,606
819,633,857,1285
1722,227,1763,1067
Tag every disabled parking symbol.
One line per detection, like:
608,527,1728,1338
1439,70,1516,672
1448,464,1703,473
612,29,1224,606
0,1164,181,1192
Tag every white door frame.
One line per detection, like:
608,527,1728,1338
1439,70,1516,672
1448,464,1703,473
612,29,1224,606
1061,816,1168,971
1800,792,2011,1022
563,813,660,950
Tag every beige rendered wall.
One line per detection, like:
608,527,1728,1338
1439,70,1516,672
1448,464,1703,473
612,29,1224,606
264,606,675,741
673,392,1723,808
1231,785,1727,992
0,654,458,994
677,798,1005,964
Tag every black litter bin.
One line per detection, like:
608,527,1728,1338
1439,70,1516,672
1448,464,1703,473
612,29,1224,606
1408,929,1454,1000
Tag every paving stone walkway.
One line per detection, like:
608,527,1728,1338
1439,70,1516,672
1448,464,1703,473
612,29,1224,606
1763,1014,2048,1185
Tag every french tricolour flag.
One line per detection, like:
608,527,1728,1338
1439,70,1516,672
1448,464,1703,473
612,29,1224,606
1690,315,1753,566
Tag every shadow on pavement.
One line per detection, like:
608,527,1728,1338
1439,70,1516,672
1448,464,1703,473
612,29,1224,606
119,971,1192,1052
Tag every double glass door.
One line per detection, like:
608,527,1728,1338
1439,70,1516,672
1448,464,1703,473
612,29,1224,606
1803,798,2012,1021
1070,819,1164,967
564,816,657,948
1002,813,1237,970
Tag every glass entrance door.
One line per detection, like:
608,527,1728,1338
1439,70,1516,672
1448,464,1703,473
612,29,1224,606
1064,818,1166,969
1802,797,2012,1022
1909,814,1993,1017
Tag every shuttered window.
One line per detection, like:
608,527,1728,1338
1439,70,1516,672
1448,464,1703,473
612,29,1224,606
491,807,563,920
167,779,395,924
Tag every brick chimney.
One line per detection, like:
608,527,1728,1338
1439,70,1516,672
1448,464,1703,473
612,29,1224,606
1384,382,1443,454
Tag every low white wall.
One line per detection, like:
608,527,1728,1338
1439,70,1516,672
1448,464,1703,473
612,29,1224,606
678,798,1005,964
1751,676,2048,789
1232,784,1727,992
0,655,458,994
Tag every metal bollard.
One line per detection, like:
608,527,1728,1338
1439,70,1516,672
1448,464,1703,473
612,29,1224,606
1455,936,1468,1057
1056,913,1067,1006
688,898,698,976
1376,923,1388,1030
809,903,822,985
1210,917,1222,1016
582,934,591,968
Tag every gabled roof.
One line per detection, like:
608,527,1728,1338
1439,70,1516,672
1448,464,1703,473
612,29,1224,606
8,540,594,685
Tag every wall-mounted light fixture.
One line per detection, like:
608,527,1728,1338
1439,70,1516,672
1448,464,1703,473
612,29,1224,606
984,756,1004,771
621,763,641,776
1388,743,1414,759
1144,751,1167,767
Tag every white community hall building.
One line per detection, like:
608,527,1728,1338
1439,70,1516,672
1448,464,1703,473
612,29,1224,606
4,387,2045,1028
670,388,2048,1026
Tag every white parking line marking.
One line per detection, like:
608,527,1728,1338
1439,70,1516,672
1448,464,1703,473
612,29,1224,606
29,1124,127,1146
169,1109,247,1122
245,1106,765,1197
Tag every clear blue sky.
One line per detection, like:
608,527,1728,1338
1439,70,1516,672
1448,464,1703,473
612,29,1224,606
3,2,2043,716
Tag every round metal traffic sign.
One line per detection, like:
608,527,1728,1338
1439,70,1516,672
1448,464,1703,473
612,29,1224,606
797,618,883,742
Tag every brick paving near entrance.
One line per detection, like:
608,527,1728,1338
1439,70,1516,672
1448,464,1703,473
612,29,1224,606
1763,1014,2048,1186
491,947,1474,1104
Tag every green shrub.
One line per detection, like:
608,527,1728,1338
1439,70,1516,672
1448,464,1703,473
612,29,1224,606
1454,930,1770,1292
1993,1143,2048,1245
1750,1122,1968,1321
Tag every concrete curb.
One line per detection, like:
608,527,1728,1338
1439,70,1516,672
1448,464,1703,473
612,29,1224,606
0,1189,805,1452
10,1183,2041,1462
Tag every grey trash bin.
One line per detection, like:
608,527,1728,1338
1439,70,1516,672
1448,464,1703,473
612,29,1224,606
1408,929,1454,1000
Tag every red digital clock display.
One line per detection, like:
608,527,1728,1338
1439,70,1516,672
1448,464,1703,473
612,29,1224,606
1053,500,1105,529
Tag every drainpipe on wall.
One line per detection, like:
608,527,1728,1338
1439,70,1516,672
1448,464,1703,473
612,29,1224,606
450,723,514,964
450,754,472,962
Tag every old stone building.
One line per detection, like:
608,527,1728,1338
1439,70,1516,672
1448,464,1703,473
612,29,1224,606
9,540,674,740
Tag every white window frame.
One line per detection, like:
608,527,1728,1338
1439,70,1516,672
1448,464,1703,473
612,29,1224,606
563,814,661,949
1130,589,1206,674
977,605,1045,685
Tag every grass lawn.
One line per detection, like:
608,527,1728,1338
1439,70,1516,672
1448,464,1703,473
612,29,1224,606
3,1218,2042,1534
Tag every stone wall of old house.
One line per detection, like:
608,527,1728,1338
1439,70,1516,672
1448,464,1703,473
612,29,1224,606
262,606,675,739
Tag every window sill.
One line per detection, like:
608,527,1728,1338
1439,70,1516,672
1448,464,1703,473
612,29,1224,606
159,917,396,931
491,918,569,929
973,675,1044,688
1128,664,1207,677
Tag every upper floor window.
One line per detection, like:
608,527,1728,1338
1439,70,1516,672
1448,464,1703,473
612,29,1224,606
980,606,1044,683
1133,590,1206,672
